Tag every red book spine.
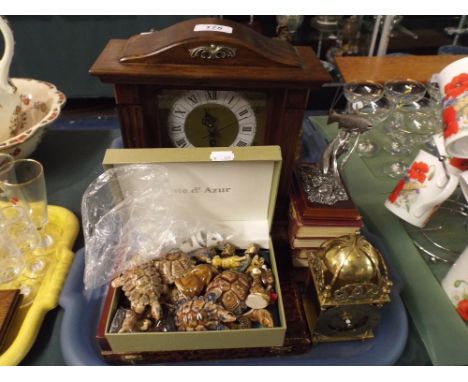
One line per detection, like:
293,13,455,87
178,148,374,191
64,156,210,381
289,200,362,228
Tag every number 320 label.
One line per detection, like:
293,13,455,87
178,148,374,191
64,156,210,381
194,24,233,34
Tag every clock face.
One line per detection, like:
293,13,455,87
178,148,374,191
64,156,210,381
315,305,381,337
158,90,266,148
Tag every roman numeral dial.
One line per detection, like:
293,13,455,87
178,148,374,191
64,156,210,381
167,90,257,148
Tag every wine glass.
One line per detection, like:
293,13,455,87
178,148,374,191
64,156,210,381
0,230,25,284
384,79,427,133
0,204,41,252
1,159,53,249
344,81,384,108
0,204,49,279
382,159,410,179
426,81,442,105
381,80,426,178
425,81,444,134
343,81,387,157
352,97,392,157
400,97,441,145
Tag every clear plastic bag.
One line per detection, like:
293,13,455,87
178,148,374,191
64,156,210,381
81,164,226,290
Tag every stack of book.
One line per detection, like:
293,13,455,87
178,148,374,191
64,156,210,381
289,170,363,268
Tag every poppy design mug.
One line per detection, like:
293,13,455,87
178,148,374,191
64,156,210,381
385,150,459,227
436,57,468,158
442,245,468,321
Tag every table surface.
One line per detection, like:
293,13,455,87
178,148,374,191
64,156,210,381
335,55,466,83
12,113,465,366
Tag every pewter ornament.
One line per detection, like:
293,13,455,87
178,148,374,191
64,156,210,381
300,165,348,205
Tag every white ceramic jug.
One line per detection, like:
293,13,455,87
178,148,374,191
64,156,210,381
0,17,21,143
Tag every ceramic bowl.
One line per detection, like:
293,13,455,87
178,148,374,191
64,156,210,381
0,78,65,158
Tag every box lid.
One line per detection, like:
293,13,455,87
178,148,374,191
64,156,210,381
102,146,282,248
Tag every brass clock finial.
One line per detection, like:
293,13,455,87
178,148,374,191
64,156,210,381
189,44,237,60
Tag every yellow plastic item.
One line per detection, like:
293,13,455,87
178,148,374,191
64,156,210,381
0,205,79,365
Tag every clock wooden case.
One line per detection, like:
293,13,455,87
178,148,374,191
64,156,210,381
90,17,330,219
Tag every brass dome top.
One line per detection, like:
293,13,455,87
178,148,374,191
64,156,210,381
322,234,381,285
308,233,392,308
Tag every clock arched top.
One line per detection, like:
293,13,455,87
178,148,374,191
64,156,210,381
119,18,301,68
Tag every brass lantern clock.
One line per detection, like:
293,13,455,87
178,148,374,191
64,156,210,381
303,233,393,343
89,17,330,219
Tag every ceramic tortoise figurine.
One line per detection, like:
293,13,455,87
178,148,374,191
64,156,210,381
111,260,166,320
174,296,236,331
152,249,194,284
205,270,252,315
175,263,218,298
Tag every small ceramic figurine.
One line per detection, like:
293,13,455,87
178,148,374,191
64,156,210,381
261,268,275,291
111,260,166,320
180,231,224,252
205,270,252,315
190,247,217,263
135,317,153,332
220,242,237,258
246,267,270,309
244,243,260,256
243,308,274,328
152,249,194,284
227,316,253,330
174,264,218,298
211,254,250,270
246,254,265,274
205,232,224,248
119,309,140,333
174,296,236,331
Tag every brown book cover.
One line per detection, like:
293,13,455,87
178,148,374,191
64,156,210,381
289,201,362,239
292,163,362,220
291,237,331,248
0,289,22,351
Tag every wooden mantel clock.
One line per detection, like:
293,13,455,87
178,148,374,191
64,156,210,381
90,17,330,220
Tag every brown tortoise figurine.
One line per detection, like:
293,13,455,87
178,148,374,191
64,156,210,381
152,249,194,284
205,270,252,315
175,263,218,298
174,296,236,331
114,308,175,333
111,260,166,322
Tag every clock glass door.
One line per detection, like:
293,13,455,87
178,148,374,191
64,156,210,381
158,89,267,148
